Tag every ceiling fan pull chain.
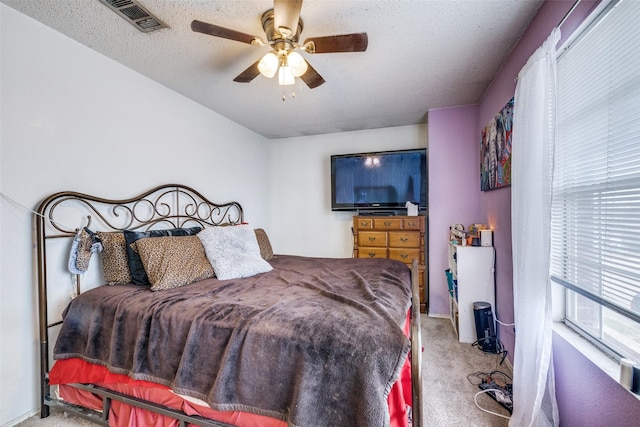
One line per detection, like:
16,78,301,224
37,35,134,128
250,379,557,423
280,76,297,101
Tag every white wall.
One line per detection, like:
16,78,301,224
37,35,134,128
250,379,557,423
267,125,427,257
0,5,268,425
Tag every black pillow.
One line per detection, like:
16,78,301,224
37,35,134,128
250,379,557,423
123,227,202,285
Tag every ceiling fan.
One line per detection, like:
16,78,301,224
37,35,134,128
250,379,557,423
191,0,368,90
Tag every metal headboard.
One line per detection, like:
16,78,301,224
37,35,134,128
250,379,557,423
34,184,243,419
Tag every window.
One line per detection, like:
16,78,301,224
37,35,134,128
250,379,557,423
551,0,640,362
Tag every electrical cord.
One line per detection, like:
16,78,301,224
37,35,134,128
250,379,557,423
471,335,509,365
474,389,511,420
487,248,515,328
2,192,84,302
496,316,515,327
459,241,515,421
1,192,79,230
468,370,513,420
466,370,512,387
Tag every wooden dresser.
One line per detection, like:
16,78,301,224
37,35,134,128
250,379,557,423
353,215,427,312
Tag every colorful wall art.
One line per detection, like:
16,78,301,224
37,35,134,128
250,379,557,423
481,97,513,191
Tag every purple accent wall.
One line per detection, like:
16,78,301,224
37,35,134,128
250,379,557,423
553,334,640,426
428,0,640,423
427,105,479,316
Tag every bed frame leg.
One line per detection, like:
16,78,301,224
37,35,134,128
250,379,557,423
41,402,50,419
102,396,111,423
40,342,50,418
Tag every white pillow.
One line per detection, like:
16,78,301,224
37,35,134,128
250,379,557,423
197,225,273,280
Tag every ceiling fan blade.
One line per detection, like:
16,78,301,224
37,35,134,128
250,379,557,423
304,33,368,53
299,60,325,89
273,0,303,37
233,60,262,83
191,20,260,45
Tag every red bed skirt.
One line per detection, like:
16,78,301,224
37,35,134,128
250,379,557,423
49,312,413,427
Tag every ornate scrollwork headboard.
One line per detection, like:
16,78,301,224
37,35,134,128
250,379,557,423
34,184,244,396
36,183,243,237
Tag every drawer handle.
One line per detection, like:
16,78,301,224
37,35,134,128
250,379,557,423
368,252,377,258
368,237,376,242
384,221,392,226
400,253,409,259
408,221,416,226
360,221,369,227
400,237,409,242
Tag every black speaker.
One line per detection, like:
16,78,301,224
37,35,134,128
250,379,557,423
473,301,497,352
632,365,640,395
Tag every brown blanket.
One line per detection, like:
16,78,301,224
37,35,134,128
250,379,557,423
54,255,412,427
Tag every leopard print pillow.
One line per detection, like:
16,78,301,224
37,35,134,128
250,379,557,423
96,231,132,285
134,235,214,291
254,228,274,260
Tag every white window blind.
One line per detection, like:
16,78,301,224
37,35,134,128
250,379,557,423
552,0,640,360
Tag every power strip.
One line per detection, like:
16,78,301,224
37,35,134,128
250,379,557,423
478,381,513,414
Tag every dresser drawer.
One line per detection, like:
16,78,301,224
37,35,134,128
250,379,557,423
403,218,422,230
357,247,388,259
373,218,403,230
358,231,388,247
389,248,421,264
388,231,420,247
354,218,373,230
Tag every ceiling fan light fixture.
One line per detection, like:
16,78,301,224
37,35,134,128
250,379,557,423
258,52,279,78
192,3,366,91
287,51,308,77
278,66,295,86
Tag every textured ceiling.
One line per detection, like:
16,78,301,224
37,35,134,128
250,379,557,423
1,0,544,139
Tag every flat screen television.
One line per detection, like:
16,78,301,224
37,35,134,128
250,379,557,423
331,148,427,213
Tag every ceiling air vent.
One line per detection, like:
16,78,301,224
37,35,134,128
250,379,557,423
99,0,168,33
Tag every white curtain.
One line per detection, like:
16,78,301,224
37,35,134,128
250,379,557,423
510,28,560,427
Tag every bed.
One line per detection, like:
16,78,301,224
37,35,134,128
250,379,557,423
35,184,423,427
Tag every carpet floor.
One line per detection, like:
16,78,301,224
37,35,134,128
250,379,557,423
17,315,512,427
421,315,512,426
